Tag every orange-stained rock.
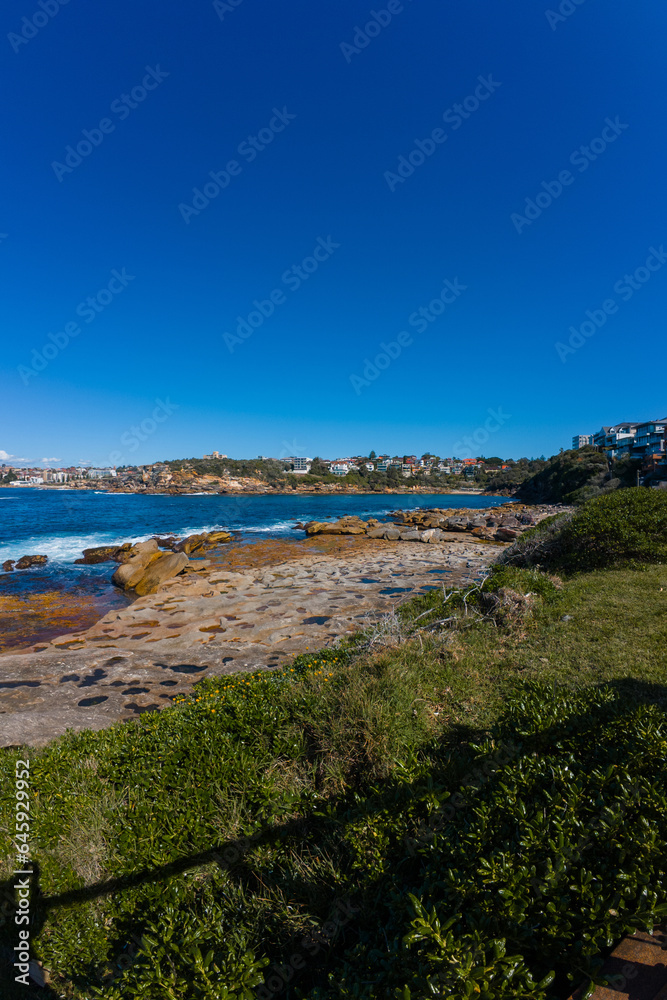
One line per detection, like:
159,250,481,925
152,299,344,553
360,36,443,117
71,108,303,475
133,552,190,595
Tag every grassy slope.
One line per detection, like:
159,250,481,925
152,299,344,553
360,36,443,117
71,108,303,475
0,564,666,998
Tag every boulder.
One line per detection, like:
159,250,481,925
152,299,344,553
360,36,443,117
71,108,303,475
383,527,401,541
2,560,15,572
399,529,422,541
445,517,469,532
152,536,178,549
111,542,161,590
495,527,520,541
471,527,496,540
133,552,190,596
305,519,367,536
75,546,118,565
205,530,232,545
15,555,48,569
173,533,206,554
112,539,159,564
111,543,134,563
420,528,444,543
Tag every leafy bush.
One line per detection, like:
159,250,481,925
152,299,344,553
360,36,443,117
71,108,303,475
307,684,667,999
502,489,667,572
514,446,610,504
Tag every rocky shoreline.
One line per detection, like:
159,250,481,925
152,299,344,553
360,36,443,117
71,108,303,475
0,504,564,747
17,482,495,496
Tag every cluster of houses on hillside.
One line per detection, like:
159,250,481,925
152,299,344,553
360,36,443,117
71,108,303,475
2,466,118,485
283,455,508,477
573,417,667,478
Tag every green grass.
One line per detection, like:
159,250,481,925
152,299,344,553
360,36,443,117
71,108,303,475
0,562,666,998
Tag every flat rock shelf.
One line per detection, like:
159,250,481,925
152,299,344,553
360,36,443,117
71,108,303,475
0,536,500,747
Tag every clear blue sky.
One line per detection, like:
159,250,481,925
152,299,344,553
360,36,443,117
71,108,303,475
1,0,666,467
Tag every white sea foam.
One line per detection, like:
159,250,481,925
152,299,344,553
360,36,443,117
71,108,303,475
0,531,159,565
243,520,298,534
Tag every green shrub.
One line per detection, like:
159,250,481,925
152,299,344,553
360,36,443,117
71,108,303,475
307,684,667,999
515,447,610,504
502,489,667,573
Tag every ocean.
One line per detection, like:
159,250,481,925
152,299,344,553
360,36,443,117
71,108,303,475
0,489,510,642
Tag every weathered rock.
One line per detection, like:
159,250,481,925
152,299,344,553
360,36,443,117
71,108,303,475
15,555,48,569
182,559,211,573
205,531,232,545
445,517,469,532
173,533,206,554
111,543,134,563
2,560,15,572
133,552,190,596
399,529,422,541
305,519,367,536
75,546,118,565
471,527,496,540
420,528,444,543
152,536,178,549
495,527,520,541
111,542,161,590
383,527,401,540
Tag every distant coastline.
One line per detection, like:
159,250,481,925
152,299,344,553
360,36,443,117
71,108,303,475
8,482,504,497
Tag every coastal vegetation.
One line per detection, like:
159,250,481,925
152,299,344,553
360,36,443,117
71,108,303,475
0,491,666,998
502,445,642,505
163,458,288,484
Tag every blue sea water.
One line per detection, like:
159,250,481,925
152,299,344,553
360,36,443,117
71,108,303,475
0,488,509,595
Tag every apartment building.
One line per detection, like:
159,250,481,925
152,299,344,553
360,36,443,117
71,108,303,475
576,418,667,465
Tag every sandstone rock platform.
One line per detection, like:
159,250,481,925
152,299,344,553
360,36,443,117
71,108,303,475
0,535,502,747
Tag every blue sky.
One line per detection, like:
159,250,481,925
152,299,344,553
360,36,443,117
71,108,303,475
1,0,666,466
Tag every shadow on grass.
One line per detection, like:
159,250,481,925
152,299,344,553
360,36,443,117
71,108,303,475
1,677,666,997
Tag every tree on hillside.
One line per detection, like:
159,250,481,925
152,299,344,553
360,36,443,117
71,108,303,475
309,457,329,476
